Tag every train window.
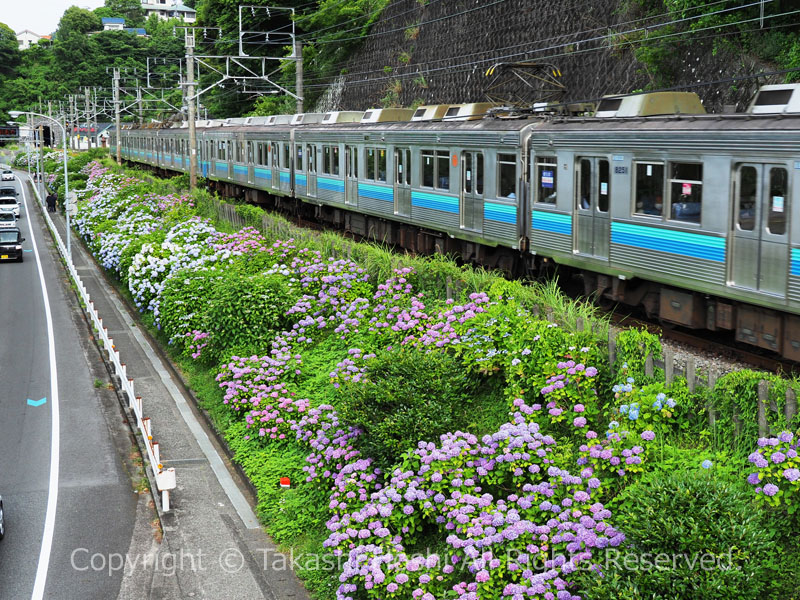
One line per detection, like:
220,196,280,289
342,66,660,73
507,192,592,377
737,166,756,231
217,141,225,160
271,143,279,168
634,163,664,217
421,150,449,189
598,160,610,212
436,151,449,189
323,146,332,174
498,153,516,198
367,148,376,180
284,144,290,169
296,146,303,171
332,146,340,175
476,154,483,195
247,142,254,164
536,156,557,204
307,145,316,173
377,149,386,182
668,162,702,223
768,167,787,235
422,150,434,187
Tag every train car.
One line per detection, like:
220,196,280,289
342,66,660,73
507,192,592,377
110,84,800,359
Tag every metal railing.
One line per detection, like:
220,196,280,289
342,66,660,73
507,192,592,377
29,176,177,511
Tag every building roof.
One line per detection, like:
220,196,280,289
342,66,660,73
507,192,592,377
102,17,126,24
170,3,196,13
124,28,148,35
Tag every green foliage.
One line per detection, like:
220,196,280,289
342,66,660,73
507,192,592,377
710,370,799,457
580,468,789,600
613,327,662,381
201,268,299,362
234,203,265,229
338,347,491,470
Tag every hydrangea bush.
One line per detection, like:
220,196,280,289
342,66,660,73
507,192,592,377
69,159,796,599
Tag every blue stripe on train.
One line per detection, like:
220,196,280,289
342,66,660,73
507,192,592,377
359,183,393,202
532,210,572,236
411,190,458,214
611,222,725,262
484,202,516,224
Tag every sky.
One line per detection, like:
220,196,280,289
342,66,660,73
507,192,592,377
3,0,107,37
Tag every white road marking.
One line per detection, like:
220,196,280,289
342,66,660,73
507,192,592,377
19,177,61,600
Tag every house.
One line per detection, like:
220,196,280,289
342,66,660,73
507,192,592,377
101,18,126,31
16,30,51,50
140,1,197,23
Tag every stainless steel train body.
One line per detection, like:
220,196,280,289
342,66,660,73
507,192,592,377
112,110,800,359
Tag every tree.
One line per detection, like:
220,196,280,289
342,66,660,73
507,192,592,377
0,23,22,76
104,0,146,28
56,7,103,38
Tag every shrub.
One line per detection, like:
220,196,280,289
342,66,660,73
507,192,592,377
202,268,299,362
580,468,785,600
337,347,489,469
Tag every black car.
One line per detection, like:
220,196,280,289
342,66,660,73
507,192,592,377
0,227,24,262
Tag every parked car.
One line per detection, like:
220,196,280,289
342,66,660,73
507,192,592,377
0,227,24,261
0,189,20,218
1,169,13,181
0,212,15,228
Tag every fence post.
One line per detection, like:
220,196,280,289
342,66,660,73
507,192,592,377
608,330,616,368
645,353,654,378
786,387,797,426
707,369,718,428
758,380,769,438
577,317,584,333
686,357,696,393
446,276,453,301
664,348,674,386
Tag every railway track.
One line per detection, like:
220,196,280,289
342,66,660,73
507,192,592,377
606,307,797,376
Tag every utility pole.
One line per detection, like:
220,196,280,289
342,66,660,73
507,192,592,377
137,87,144,125
113,68,122,165
295,38,303,113
185,29,197,190
85,87,92,150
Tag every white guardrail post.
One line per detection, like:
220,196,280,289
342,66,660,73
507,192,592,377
28,174,176,510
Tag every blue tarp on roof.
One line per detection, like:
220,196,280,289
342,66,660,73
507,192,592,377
102,17,125,24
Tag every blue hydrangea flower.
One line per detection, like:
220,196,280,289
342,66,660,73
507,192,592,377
701,460,713,469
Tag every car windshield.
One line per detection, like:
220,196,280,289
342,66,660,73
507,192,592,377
0,214,13,221
0,231,18,243
0,198,16,205
0,188,15,195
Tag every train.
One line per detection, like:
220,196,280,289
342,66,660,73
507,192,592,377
111,84,800,360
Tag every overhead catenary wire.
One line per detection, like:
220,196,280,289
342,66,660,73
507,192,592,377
292,0,778,86
297,5,798,92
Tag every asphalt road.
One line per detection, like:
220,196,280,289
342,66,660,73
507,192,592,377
0,172,138,599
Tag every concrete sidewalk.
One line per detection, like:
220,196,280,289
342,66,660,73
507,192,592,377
27,178,310,600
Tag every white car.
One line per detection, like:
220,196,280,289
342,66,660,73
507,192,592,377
1,169,13,181
0,212,15,228
0,198,18,219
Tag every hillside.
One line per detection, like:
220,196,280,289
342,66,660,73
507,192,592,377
313,0,794,114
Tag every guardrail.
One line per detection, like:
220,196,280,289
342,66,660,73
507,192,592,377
29,175,177,511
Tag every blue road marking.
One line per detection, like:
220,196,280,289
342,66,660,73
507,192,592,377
27,397,47,407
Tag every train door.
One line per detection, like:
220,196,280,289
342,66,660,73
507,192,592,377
730,164,789,297
306,144,317,197
460,150,484,232
345,145,358,206
394,147,411,217
574,157,610,260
